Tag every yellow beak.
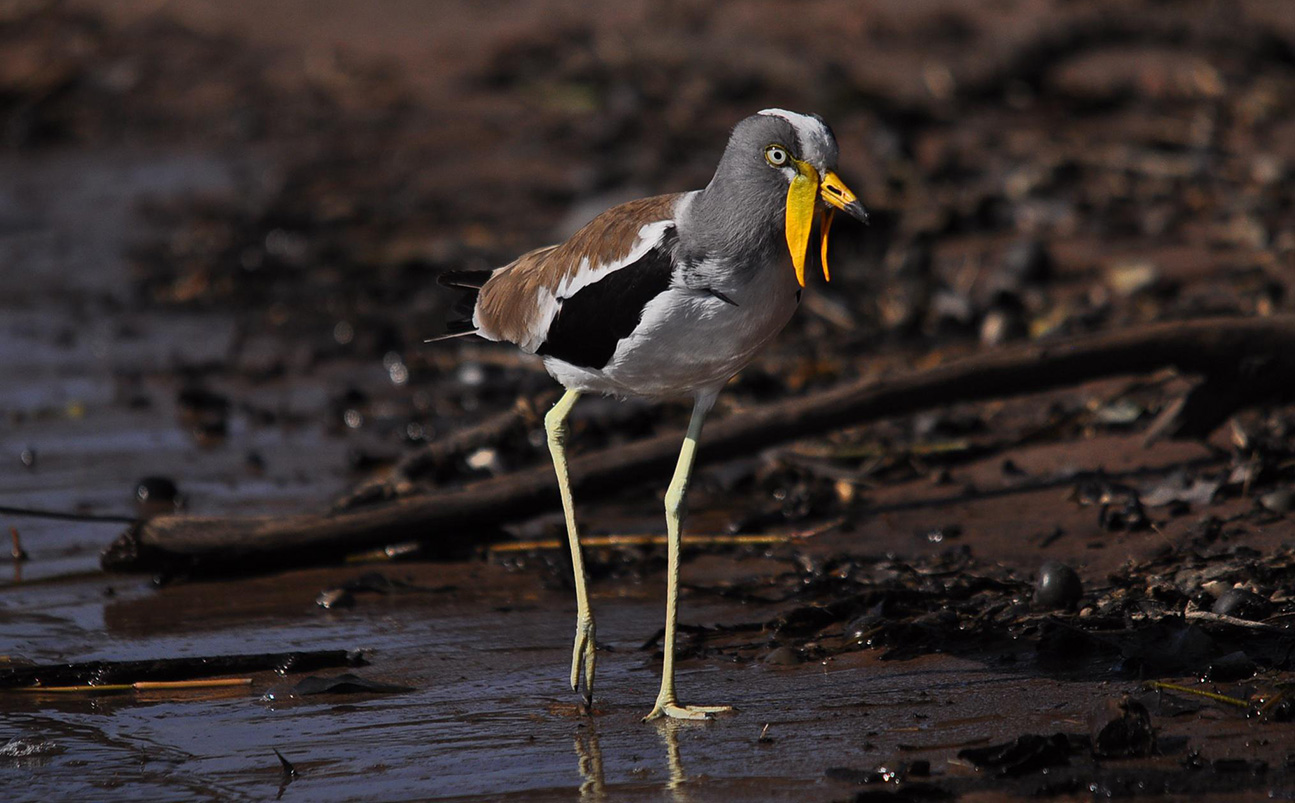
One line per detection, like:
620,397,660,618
785,162,866,287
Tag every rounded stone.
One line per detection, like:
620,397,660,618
134,476,180,510
1211,588,1270,621
1034,561,1083,610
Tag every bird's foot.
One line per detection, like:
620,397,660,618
643,698,732,722
570,613,596,706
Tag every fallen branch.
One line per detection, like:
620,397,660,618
332,397,543,511
102,315,1295,574
0,649,363,689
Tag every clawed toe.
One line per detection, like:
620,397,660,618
643,701,734,722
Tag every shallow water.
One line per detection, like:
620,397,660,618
1,558,1135,802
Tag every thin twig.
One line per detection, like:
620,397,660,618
14,678,254,693
1184,609,1288,632
1146,681,1251,709
0,505,136,524
487,520,842,555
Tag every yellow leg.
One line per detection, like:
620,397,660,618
644,393,733,721
546,389,596,706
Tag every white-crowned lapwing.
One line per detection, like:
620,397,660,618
435,109,866,720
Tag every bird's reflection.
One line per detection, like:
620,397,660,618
656,720,691,802
573,718,698,803
573,722,605,801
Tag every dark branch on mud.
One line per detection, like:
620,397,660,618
102,316,1295,575
332,397,543,512
0,649,363,689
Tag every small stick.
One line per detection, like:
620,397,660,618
15,678,254,693
489,534,785,554
0,505,136,524
1146,681,1250,709
133,678,253,690
1184,609,1286,632
487,519,842,554
344,542,422,563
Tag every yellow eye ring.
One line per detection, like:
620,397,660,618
765,144,789,167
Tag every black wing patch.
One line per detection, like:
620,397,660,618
537,230,676,370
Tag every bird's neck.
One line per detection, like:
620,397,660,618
676,179,784,269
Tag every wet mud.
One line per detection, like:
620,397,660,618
3,0,1295,800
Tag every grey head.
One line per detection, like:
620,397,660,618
678,109,861,270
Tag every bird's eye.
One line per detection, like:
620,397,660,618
765,145,788,166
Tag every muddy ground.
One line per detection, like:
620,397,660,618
2,0,1295,800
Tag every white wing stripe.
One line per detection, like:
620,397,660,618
516,219,675,353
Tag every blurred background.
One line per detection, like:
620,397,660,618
2,0,1293,562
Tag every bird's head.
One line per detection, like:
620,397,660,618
723,109,868,286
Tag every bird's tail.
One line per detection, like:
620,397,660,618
426,269,492,343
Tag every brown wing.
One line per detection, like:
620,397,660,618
475,193,681,351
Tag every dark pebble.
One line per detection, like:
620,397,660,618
1098,496,1148,531
1206,650,1256,682
1001,459,1027,478
176,385,229,413
19,447,36,469
1091,697,1155,758
1211,588,1270,621
245,450,266,473
191,419,228,444
844,603,887,645
1034,561,1083,610
134,476,182,514
1002,240,1053,284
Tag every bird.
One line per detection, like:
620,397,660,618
433,109,867,720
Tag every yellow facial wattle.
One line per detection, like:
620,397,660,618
785,159,820,287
